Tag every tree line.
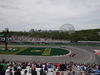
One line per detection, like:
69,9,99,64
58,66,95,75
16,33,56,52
0,29,100,42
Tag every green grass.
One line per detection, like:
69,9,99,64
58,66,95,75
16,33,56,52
0,47,69,56
50,48,69,56
16,47,45,56
0,47,27,55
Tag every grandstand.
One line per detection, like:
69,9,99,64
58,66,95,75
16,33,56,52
0,59,100,75
1,35,100,46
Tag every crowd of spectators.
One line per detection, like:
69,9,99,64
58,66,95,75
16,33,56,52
0,36,52,43
11,36,52,43
11,36,69,44
0,35,70,44
0,59,100,75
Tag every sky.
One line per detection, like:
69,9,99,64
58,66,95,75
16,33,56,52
0,0,100,32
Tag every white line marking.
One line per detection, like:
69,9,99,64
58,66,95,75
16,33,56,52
71,47,93,63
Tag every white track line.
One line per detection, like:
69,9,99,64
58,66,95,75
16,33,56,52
72,47,93,63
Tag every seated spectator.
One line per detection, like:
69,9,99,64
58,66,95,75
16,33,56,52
71,70,75,75
9,69,13,75
67,65,72,71
94,68,100,75
0,65,5,75
56,63,60,70
60,62,66,71
5,68,13,75
40,63,43,68
32,64,36,70
14,65,17,71
1,60,7,71
22,62,26,69
48,63,53,68
44,63,48,71
80,70,83,75
36,63,39,68
14,69,21,75
23,70,27,75
28,65,32,74
1,59,100,75
66,69,70,75
31,68,37,75
56,72,60,75
61,72,64,75
2,59,5,63
40,67,46,75
17,65,22,71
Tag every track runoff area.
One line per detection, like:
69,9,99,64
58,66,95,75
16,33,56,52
0,47,69,56
0,45,100,63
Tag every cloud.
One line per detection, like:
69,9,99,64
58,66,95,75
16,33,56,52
0,0,100,31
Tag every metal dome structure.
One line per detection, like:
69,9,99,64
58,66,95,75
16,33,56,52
60,24,75,34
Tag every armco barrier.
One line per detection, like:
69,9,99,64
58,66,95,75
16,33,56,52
7,42,100,46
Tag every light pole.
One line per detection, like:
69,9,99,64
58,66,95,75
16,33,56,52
2,28,9,50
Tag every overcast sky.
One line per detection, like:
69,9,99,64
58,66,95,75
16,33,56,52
0,0,100,32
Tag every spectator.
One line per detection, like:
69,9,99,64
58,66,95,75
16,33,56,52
40,63,43,68
48,63,53,68
14,65,17,71
80,70,83,75
23,70,27,75
6,68,13,75
1,60,7,71
44,63,48,71
40,67,46,75
0,65,5,75
60,62,66,71
28,65,32,74
71,70,75,75
2,59,5,63
66,68,71,75
36,63,39,68
94,68,100,75
31,68,37,75
1,59,100,75
10,69,13,75
14,68,21,75
61,72,64,75
22,62,26,69
56,72,60,75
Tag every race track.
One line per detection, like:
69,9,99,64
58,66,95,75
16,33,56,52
0,45,100,63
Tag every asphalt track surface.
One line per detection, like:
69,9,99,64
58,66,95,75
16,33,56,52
0,45,100,63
